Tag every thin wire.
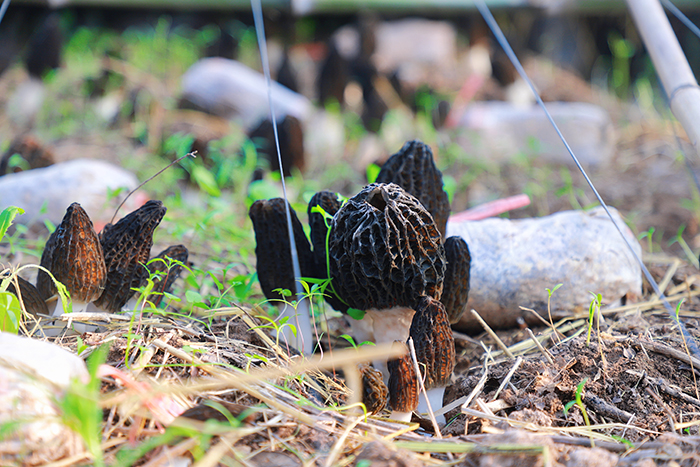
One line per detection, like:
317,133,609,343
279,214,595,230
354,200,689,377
476,0,700,357
0,0,10,25
661,0,700,41
251,0,313,355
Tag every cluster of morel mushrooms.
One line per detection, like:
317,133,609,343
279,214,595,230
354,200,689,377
250,139,472,423
6,200,188,326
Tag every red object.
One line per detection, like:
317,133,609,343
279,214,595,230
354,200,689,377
449,194,531,222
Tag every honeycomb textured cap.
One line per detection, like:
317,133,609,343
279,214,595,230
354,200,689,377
94,200,167,312
146,244,189,308
358,363,388,414
387,342,419,413
36,202,106,303
4,273,49,317
249,198,315,301
441,236,471,324
409,296,455,388
307,190,347,312
328,183,445,311
376,140,450,238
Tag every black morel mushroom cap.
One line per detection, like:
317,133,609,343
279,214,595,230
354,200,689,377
358,363,388,414
441,236,471,324
36,202,107,303
94,200,167,312
375,140,450,238
146,244,189,307
249,198,315,301
4,273,49,317
387,342,419,414
328,183,445,311
409,296,455,389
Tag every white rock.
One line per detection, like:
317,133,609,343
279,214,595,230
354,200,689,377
447,207,642,331
0,333,88,465
0,158,140,228
180,58,313,129
455,101,615,167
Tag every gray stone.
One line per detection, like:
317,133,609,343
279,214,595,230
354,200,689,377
455,101,615,167
0,158,140,228
180,58,312,129
447,207,642,331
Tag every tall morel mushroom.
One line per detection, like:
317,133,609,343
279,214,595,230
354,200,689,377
441,236,471,324
249,198,316,353
145,244,189,307
93,200,167,312
375,140,450,238
36,202,107,316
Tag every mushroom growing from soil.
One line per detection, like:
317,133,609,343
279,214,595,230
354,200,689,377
249,197,316,352
93,200,167,312
3,272,50,317
36,202,107,316
327,182,451,421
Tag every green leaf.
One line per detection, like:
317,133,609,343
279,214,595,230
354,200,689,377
0,292,21,334
191,165,221,197
0,206,24,242
347,308,365,320
366,163,381,184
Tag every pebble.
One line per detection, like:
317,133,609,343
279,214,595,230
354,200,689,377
0,333,88,465
180,57,313,129
447,207,642,331
454,101,615,167
0,158,141,229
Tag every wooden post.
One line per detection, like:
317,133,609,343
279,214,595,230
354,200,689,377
627,0,700,155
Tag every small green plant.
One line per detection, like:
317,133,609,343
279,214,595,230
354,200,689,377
668,225,699,268
638,227,656,254
586,292,602,346
563,378,591,428
545,283,563,343
0,207,25,333
338,334,375,349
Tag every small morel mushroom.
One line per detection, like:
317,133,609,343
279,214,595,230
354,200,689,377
440,236,471,324
358,363,388,415
248,115,304,177
249,198,316,352
403,296,455,422
36,202,107,316
387,342,419,422
3,273,49,317
375,140,450,238
145,244,189,308
0,135,55,176
93,200,167,313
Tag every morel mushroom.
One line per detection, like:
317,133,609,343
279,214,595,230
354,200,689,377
386,342,419,422
358,362,388,415
3,273,49,317
441,236,471,324
249,198,316,352
375,140,450,238
327,182,453,420
36,202,107,316
145,244,189,307
93,200,166,312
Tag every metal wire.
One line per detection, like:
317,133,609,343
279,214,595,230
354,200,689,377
476,0,700,357
251,0,313,354
0,0,11,26
661,0,700,41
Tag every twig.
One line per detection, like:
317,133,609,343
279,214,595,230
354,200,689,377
583,394,635,424
640,340,700,371
492,357,522,401
526,328,554,364
470,309,514,359
324,415,365,467
627,370,700,408
407,337,442,438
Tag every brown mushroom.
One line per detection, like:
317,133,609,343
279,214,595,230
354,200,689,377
36,202,107,315
248,115,304,177
375,140,450,238
387,342,419,422
358,363,388,415
441,236,471,324
3,273,49,317
145,244,189,308
93,200,167,312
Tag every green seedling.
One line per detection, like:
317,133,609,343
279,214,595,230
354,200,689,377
586,292,602,346
668,225,699,268
545,284,563,341
338,334,375,349
638,227,656,254
563,379,591,437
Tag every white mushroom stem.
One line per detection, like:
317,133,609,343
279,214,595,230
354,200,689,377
417,386,447,425
278,298,313,354
49,296,95,335
389,410,413,423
